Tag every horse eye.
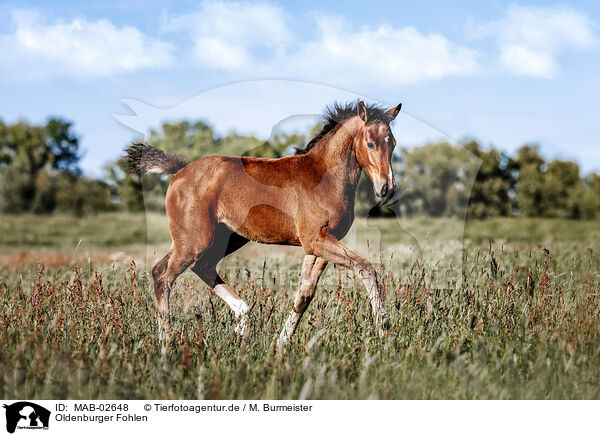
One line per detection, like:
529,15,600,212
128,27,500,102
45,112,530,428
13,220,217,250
367,142,375,150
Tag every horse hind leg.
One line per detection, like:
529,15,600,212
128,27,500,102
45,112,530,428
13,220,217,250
192,262,250,335
152,246,197,341
152,251,171,341
191,226,251,335
215,277,250,336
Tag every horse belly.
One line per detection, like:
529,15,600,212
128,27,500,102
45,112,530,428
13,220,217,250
223,204,300,245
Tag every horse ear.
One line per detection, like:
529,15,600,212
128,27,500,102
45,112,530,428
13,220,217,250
357,101,368,123
387,103,402,120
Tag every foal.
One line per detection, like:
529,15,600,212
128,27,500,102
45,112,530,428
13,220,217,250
126,100,401,348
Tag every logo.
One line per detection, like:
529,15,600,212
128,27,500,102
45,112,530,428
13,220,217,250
2,402,50,433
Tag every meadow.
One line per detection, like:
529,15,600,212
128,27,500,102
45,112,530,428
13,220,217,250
1,213,599,399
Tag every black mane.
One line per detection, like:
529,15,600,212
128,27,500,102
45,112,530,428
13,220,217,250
295,100,395,154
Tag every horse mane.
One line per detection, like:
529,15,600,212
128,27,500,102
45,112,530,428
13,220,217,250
295,100,395,155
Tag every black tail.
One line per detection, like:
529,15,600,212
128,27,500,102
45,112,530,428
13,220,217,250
124,143,188,176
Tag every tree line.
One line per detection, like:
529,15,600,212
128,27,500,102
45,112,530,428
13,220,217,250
1,117,599,219
0,118,113,215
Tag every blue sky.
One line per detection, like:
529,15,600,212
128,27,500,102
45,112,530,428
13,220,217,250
0,1,599,176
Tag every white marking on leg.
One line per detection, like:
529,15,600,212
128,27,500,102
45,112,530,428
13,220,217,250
357,267,387,335
277,311,300,351
214,284,249,335
214,284,247,317
157,316,166,342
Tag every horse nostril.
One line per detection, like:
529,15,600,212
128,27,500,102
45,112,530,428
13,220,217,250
380,184,388,197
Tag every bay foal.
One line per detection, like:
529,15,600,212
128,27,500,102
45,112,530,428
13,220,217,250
126,100,401,348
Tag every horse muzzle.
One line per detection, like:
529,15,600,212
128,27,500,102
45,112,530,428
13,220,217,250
374,179,395,198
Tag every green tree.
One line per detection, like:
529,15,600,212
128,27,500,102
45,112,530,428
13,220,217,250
0,117,112,214
0,119,75,213
543,160,582,218
397,142,474,217
580,174,600,218
464,140,514,218
514,145,545,216
147,121,216,161
104,159,145,211
46,118,81,174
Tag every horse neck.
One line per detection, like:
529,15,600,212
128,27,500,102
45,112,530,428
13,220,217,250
308,117,362,189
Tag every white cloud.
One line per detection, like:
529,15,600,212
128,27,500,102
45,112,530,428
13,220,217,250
162,1,291,71
1,9,174,78
4,3,596,83
469,5,598,78
285,17,480,84
164,1,480,84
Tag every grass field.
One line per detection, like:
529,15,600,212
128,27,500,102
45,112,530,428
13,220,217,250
1,213,599,399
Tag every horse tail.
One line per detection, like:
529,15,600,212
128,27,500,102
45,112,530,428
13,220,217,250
125,143,188,176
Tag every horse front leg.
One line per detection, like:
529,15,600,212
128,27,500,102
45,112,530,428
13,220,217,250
277,255,328,351
302,233,389,337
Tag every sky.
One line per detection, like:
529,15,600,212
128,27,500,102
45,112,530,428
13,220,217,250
0,0,599,176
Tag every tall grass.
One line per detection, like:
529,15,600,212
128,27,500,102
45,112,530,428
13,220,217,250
0,214,599,399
